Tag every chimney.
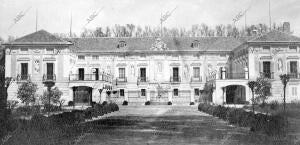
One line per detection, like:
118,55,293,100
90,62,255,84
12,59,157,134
283,22,290,33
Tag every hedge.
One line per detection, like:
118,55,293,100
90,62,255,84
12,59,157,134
198,103,288,136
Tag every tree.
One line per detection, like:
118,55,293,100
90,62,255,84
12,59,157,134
280,74,290,112
41,87,63,105
247,81,258,113
17,81,37,106
254,77,272,105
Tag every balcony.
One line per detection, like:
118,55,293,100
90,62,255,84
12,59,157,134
116,77,127,83
170,76,181,83
225,73,246,79
260,72,274,79
289,73,300,79
69,74,111,82
16,74,31,82
42,74,56,82
137,77,149,85
191,76,202,82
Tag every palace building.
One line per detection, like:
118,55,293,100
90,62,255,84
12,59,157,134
3,26,300,106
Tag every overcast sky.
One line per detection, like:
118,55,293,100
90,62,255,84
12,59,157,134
0,0,300,39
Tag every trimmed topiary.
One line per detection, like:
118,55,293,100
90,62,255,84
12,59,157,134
145,101,150,105
68,101,74,106
102,101,108,105
167,101,172,105
122,101,128,105
190,102,195,105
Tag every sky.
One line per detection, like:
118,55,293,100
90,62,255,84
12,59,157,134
0,0,300,40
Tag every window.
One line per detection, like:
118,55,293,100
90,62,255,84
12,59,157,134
46,48,54,54
21,63,28,80
289,46,297,52
262,46,270,51
194,88,200,96
292,87,297,97
158,62,162,72
119,68,125,78
120,89,125,97
117,41,126,48
141,89,146,97
78,68,84,80
193,67,200,78
92,55,99,60
78,55,85,60
173,89,178,96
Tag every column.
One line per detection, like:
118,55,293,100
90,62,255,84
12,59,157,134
124,90,129,102
222,67,226,79
190,89,195,103
223,87,226,104
168,89,172,102
244,67,249,79
146,89,151,101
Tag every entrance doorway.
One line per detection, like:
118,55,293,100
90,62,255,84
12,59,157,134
225,85,246,104
140,68,146,82
73,86,92,105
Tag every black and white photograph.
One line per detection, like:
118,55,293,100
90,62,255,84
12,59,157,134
0,0,300,144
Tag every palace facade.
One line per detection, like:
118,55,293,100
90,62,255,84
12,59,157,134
3,25,300,106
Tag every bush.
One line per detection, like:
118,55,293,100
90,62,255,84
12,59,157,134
270,101,279,110
102,101,108,105
167,101,172,105
43,104,61,112
91,102,96,107
197,103,288,136
190,102,195,105
145,101,150,105
122,101,128,105
68,101,74,106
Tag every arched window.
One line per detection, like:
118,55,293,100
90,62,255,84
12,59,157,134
117,41,127,48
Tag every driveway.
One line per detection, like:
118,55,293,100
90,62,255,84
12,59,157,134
75,105,293,145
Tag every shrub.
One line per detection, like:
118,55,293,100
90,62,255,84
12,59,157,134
91,102,96,107
190,102,195,105
122,101,128,105
270,101,279,110
167,101,172,105
145,101,150,105
43,104,61,112
17,81,37,106
102,101,108,105
68,101,74,106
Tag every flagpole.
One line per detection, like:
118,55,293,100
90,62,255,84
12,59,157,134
70,12,72,37
35,8,38,32
269,0,272,31
160,12,163,37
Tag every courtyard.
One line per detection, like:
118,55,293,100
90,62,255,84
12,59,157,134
74,105,294,145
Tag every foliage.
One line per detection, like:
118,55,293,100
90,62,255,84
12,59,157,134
254,77,272,104
17,81,37,105
41,87,63,108
167,101,172,105
6,100,18,109
198,103,289,136
145,101,150,105
190,102,195,105
122,100,128,105
202,83,213,103
68,101,74,106
280,74,290,112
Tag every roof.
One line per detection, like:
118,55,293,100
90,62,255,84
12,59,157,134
249,30,300,42
4,30,72,45
69,37,243,52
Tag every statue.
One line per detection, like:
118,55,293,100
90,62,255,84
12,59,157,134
34,59,40,73
278,58,283,71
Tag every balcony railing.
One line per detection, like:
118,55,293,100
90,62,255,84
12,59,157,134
137,77,149,83
225,73,246,79
116,77,127,83
260,72,274,79
289,73,300,79
69,74,111,82
43,74,56,82
170,76,181,83
191,76,202,82
17,74,31,82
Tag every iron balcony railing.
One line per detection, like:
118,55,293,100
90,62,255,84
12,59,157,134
116,77,127,83
225,73,246,79
170,76,181,83
42,74,56,82
69,74,111,82
288,73,300,79
191,76,202,82
138,77,148,82
260,72,274,79
17,74,31,82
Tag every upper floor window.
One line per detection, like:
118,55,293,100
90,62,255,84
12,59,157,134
92,55,99,60
78,55,85,60
46,48,54,54
262,45,270,51
292,87,297,97
173,89,179,96
120,89,125,97
191,40,200,48
194,88,200,96
141,89,146,97
117,41,126,48
193,67,200,78
289,45,297,52
119,68,125,78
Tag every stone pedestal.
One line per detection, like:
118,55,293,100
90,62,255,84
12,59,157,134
146,90,151,101
168,89,172,102
244,67,249,79
124,90,129,101
190,89,195,103
222,67,226,79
